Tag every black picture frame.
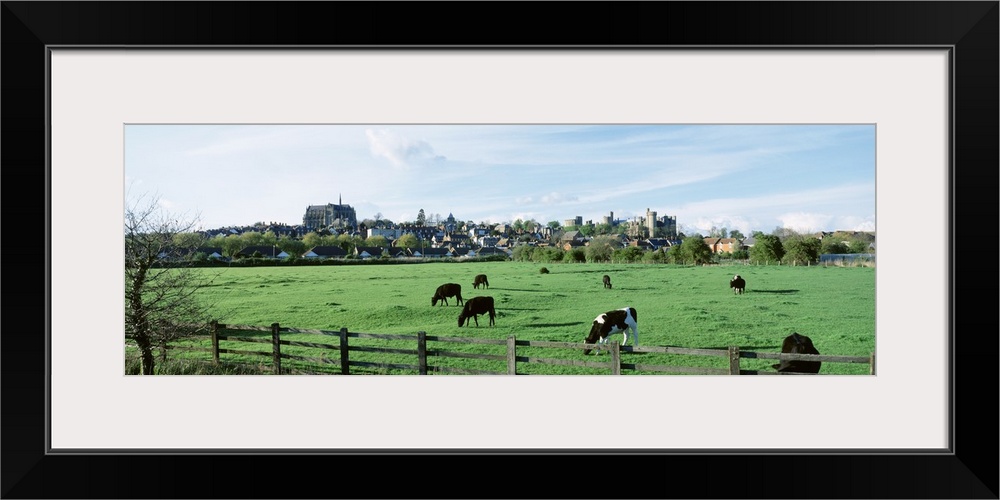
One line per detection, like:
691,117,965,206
3,2,997,498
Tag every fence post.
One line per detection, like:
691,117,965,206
271,323,281,374
869,352,876,375
506,335,517,375
728,346,741,375
417,331,427,375
210,320,220,365
610,341,621,375
339,328,350,375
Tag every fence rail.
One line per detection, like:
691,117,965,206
155,321,875,375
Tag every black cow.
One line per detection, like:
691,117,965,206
458,296,496,327
772,332,822,374
602,275,612,289
473,274,490,290
432,283,464,307
730,274,746,294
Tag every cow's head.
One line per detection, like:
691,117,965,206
583,316,607,354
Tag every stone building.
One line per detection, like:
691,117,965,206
302,195,357,231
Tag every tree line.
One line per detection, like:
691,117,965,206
511,231,874,265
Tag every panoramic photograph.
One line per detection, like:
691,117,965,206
124,124,876,376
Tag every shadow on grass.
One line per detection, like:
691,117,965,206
524,322,587,328
700,345,782,351
748,289,799,294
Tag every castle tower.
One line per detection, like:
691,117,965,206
646,208,657,238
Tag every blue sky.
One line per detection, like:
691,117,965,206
125,124,875,236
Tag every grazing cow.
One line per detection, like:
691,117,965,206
602,275,612,289
772,332,822,374
473,274,490,290
458,296,496,327
583,307,638,355
431,283,464,307
730,274,746,294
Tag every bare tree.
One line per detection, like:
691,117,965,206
125,193,216,374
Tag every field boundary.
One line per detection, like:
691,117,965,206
155,321,875,375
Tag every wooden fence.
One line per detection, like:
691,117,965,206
160,321,875,375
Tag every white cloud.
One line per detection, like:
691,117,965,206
834,215,876,232
365,129,445,169
776,212,834,234
540,192,578,205
688,216,759,237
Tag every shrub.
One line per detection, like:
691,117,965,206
563,248,586,263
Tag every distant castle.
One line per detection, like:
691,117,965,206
565,209,678,238
302,194,357,231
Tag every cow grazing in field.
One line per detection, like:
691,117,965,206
458,296,496,327
772,332,822,374
730,274,746,294
602,275,612,289
432,283,464,307
583,307,638,355
473,274,490,290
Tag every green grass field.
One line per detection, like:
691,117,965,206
154,261,875,375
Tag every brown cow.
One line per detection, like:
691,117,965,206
458,296,496,327
473,274,490,289
772,332,822,374
432,283,464,307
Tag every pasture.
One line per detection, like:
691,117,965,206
164,261,875,375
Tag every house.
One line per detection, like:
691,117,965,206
302,245,347,259
702,237,741,254
476,247,511,258
716,238,740,253
629,239,655,250
561,230,583,242
193,247,225,260
386,247,409,258
477,236,500,247
444,233,471,247
562,240,587,252
468,227,491,238
234,245,287,259
355,246,388,259
409,247,450,258
645,239,673,251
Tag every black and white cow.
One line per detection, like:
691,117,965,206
772,332,822,374
730,274,746,295
583,307,638,355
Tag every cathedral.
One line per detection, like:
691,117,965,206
302,195,357,231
